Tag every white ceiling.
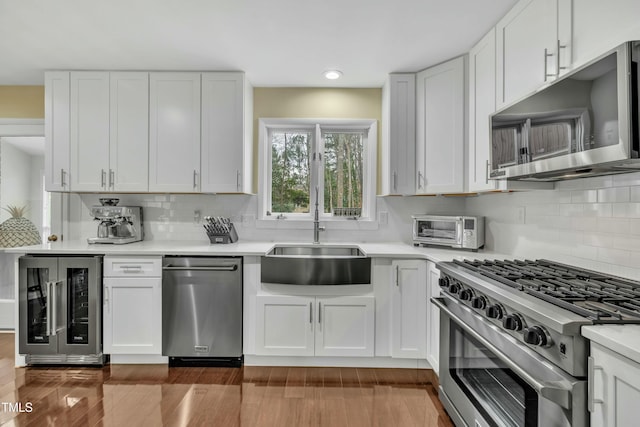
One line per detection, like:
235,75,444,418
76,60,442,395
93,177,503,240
0,0,517,87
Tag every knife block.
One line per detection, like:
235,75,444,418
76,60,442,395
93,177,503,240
206,223,238,244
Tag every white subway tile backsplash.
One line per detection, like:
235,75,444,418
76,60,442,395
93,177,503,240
582,232,613,248
572,217,598,231
559,204,583,216
571,245,598,260
613,172,640,187
597,217,630,234
583,203,612,217
630,186,640,202
613,235,640,252
597,247,631,266
526,204,559,216
597,187,630,203
612,203,640,218
571,190,598,203
630,219,640,235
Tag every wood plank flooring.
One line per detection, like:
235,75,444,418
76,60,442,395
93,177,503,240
0,333,453,426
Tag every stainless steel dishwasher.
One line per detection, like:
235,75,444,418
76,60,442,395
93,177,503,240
162,256,242,366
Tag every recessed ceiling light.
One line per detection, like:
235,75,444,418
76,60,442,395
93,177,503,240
323,70,343,80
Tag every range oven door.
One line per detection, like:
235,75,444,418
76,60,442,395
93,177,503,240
432,296,587,427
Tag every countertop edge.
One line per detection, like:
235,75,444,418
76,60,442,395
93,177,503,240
582,325,640,365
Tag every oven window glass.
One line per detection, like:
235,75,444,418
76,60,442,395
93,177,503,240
418,220,456,239
449,322,538,427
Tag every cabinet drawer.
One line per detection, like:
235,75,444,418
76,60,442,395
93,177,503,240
104,256,162,277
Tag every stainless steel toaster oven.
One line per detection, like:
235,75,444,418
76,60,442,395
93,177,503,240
412,215,484,250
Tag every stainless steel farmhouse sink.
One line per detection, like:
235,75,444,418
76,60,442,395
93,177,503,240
261,244,371,285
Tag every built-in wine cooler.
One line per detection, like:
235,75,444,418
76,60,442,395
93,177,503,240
18,256,105,365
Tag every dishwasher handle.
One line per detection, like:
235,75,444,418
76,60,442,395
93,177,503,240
162,265,238,272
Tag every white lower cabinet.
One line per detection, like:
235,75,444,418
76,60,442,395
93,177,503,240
426,261,441,375
255,295,375,357
103,257,162,355
590,342,640,427
390,260,427,358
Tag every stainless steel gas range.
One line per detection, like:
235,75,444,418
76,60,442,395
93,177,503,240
434,259,640,427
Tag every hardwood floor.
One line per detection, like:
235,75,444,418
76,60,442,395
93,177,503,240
0,333,453,426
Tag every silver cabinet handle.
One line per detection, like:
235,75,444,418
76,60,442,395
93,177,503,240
556,40,567,76
236,170,241,192
395,265,400,287
104,285,110,314
109,169,114,188
309,302,313,324
588,356,604,412
162,265,238,272
318,302,321,324
101,169,106,188
193,170,198,189
485,160,490,184
61,169,67,188
417,171,423,189
432,297,575,410
544,48,555,82
393,171,398,192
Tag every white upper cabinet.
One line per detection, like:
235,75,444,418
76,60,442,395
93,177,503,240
44,71,71,192
109,72,149,192
381,74,416,195
149,72,201,193
69,72,110,192
416,56,465,194
496,0,572,108
468,29,498,193
572,0,640,68
201,72,252,193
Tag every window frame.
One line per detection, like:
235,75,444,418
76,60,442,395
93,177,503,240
258,118,377,226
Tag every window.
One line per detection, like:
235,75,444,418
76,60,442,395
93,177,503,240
259,118,377,223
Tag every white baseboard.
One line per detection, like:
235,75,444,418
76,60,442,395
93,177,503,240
0,299,14,330
244,355,432,369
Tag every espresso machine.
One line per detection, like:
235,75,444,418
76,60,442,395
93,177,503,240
87,201,143,244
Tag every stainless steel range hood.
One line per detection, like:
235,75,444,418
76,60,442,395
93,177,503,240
490,41,640,182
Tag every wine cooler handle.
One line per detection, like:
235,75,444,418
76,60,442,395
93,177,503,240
51,280,63,335
46,281,52,336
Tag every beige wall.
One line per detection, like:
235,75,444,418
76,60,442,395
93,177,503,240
0,86,44,118
253,87,382,191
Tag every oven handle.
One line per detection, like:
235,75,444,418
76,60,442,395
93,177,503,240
431,297,573,410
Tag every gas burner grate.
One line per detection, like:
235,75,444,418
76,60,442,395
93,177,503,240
452,258,640,323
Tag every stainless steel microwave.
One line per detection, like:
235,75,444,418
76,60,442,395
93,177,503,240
412,215,484,250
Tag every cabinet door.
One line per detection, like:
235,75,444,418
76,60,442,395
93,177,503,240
590,343,640,427
255,295,314,356
110,72,149,192
103,277,162,355
496,0,558,108
391,260,427,359
426,261,441,374
381,74,416,195
573,0,640,69
201,72,248,193
149,72,201,192
468,29,498,193
416,57,465,194
69,71,110,192
315,296,375,357
44,71,70,192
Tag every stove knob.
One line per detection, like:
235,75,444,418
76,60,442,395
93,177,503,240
485,304,505,320
448,282,461,294
438,276,450,288
471,296,487,310
459,288,475,301
503,313,525,331
523,326,553,348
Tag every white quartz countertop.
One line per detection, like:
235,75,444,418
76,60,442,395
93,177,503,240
582,325,640,364
4,240,511,263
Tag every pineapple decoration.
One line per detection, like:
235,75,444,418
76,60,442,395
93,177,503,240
0,205,41,247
